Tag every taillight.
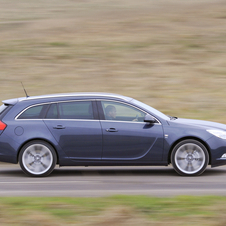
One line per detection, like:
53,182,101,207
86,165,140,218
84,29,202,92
0,121,6,131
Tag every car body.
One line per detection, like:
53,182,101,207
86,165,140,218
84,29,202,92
0,92,226,177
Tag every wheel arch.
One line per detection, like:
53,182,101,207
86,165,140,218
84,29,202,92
17,138,59,164
167,136,211,165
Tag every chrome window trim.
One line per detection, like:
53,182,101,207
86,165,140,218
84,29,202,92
15,119,99,122
98,99,161,124
15,102,50,120
15,98,161,124
44,119,98,122
15,99,96,120
100,120,161,125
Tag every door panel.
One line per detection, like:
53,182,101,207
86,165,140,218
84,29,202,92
100,121,163,160
44,100,102,160
44,120,102,160
99,100,164,161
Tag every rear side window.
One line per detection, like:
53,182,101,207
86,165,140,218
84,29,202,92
58,101,94,119
18,104,49,119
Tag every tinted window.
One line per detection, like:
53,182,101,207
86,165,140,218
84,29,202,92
58,101,94,119
18,104,49,119
46,104,58,119
101,101,146,122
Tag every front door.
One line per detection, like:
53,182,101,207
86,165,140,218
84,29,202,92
99,100,164,161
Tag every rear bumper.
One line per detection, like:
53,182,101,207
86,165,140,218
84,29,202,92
0,133,19,164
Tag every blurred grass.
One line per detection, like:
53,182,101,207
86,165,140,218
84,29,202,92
0,0,226,122
0,196,226,225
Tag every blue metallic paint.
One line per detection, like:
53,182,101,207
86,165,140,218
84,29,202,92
44,119,103,160
100,120,164,161
0,92,226,174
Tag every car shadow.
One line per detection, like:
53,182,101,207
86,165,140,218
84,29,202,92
0,165,225,177
201,167,226,176
50,166,226,177
51,167,177,177
0,168,25,177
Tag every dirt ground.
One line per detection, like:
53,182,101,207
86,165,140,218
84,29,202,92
0,0,226,121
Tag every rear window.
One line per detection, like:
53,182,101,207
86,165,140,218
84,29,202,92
0,104,9,115
18,104,49,119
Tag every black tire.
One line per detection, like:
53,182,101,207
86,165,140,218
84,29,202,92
171,139,209,176
19,140,56,177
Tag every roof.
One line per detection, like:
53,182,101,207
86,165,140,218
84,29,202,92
3,92,133,105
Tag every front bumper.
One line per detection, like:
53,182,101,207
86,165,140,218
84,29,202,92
207,136,226,167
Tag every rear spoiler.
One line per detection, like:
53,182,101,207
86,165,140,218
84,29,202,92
2,98,18,105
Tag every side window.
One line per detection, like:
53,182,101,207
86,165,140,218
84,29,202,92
101,101,146,122
58,101,94,120
46,103,58,119
18,104,49,119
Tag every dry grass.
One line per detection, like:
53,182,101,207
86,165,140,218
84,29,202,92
0,0,226,121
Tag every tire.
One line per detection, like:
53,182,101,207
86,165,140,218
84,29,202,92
171,139,209,176
19,140,57,177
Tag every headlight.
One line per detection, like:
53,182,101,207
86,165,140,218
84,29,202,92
207,129,226,139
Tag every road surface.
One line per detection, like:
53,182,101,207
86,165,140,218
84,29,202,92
0,164,226,197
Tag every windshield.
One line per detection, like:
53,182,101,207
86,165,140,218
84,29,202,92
131,99,170,120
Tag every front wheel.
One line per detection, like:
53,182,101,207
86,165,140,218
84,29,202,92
19,140,57,177
171,139,209,176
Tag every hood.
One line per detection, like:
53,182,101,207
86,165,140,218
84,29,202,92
169,118,226,131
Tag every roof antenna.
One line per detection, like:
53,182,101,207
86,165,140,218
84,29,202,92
21,82,29,98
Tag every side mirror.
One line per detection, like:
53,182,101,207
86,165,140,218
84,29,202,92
144,114,156,123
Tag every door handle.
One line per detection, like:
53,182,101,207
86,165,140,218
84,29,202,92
53,125,66,129
106,128,118,132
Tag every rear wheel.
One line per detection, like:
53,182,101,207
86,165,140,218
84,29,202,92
171,139,209,176
19,140,56,177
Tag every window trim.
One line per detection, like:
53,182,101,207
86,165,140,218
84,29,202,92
15,103,50,120
96,99,161,124
15,100,99,121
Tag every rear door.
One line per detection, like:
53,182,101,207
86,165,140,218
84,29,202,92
44,100,103,160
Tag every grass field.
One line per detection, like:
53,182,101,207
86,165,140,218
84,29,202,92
0,196,226,226
0,0,226,122
1,2,226,225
